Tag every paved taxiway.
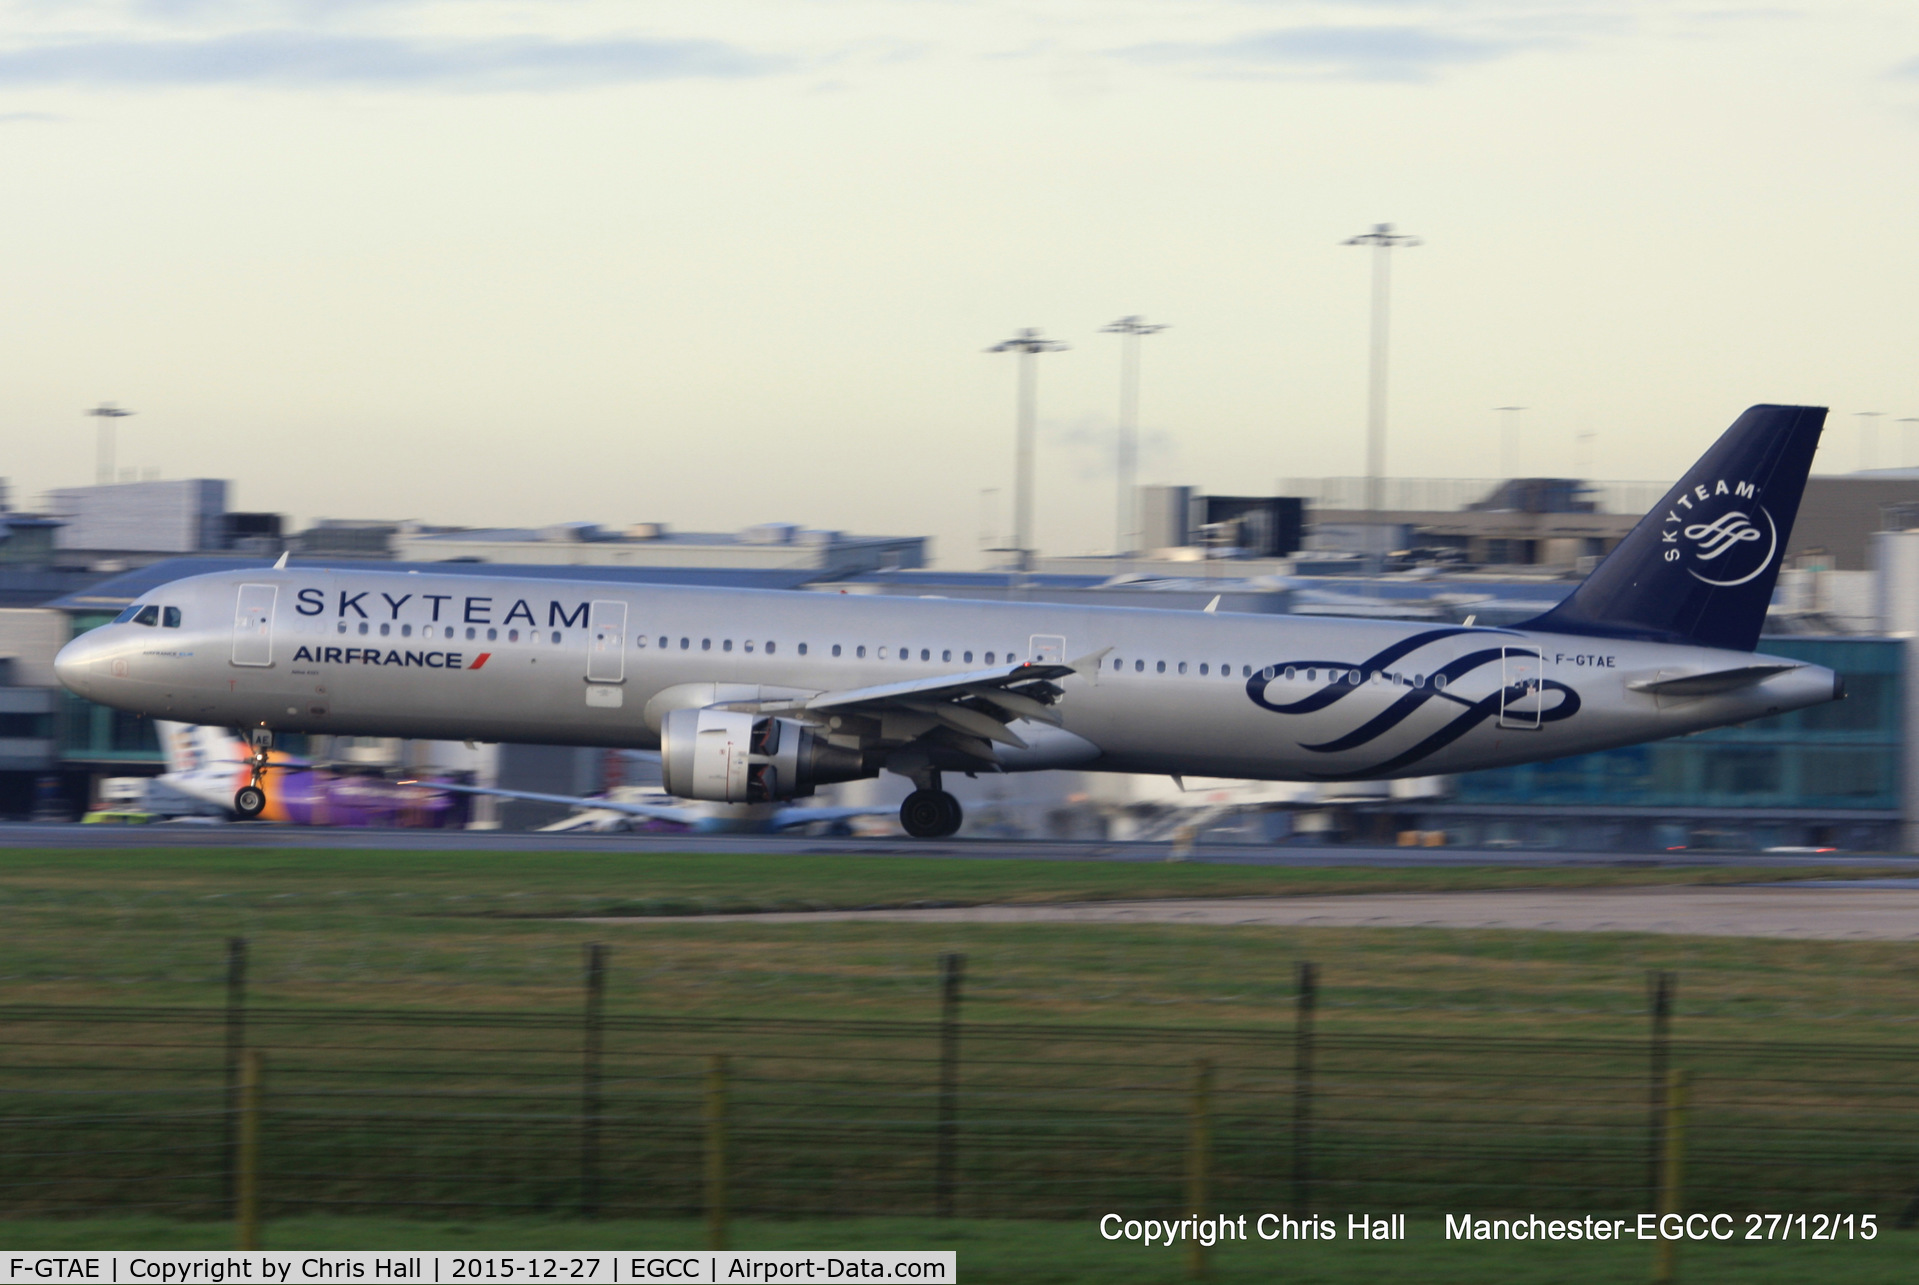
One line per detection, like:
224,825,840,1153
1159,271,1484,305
0,822,1910,871
589,884,1919,941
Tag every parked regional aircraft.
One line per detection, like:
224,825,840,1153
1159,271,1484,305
149,722,464,827
56,406,1842,838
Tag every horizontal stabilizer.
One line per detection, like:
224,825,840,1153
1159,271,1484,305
1627,663,1802,697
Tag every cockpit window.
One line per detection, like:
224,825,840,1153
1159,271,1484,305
113,605,141,624
162,606,182,628
132,605,160,627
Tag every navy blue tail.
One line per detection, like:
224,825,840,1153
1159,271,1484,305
1523,404,1825,652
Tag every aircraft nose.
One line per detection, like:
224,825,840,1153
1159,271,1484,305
54,632,102,698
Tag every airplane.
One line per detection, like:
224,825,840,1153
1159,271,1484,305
54,405,1842,839
144,722,467,826
419,772,896,834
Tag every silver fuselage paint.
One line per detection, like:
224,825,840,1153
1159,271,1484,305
56,568,1838,782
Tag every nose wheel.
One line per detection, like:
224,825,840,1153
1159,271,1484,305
235,729,273,821
900,789,963,839
234,784,267,820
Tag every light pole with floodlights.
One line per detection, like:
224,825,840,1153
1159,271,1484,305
85,403,134,487
1343,224,1420,515
1857,411,1885,472
986,329,1068,572
1099,316,1167,557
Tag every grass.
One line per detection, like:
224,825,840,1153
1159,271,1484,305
0,846,1914,1040
0,1216,1912,1284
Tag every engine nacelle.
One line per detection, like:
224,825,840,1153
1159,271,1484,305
660,708,867,803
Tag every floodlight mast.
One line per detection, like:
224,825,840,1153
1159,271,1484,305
85,403,134,487
1343,224,1420,514
986,328,1068,572
1100,316,1168,557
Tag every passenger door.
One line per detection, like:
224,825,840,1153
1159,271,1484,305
231,584,277,667
1029,634,1065,666
1499,646,1542,729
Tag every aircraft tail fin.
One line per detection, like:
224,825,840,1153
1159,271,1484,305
1522,404,1825,652
156,721,249,775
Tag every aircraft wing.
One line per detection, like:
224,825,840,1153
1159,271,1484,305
415,780,706,825
738,650,1110,760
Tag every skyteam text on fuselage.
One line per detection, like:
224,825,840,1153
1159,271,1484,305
55,406,1843,837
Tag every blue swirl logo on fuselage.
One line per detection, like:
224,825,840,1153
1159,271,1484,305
1244,627,1580,777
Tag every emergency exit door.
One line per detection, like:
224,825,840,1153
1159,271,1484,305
588,600,627,683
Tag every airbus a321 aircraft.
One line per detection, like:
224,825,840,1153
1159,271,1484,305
56,405,1841,838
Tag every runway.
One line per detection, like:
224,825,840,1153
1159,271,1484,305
583,885,1919,942
0,821,1911,870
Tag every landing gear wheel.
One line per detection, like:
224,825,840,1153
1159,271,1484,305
901,789,962,839
234,785,267,820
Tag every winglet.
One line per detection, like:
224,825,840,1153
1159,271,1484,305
1203,595,1220,614
273,551,289,570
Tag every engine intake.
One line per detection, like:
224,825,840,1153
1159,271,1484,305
661,708,867,803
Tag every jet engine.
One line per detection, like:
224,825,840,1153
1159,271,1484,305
660,708,867,803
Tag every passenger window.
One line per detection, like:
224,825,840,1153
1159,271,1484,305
1435,675,1449,691
702,639,712,651
857,646,867,658
723,640,733,652
1113,658,1123,671
635,635,646,648
162,606,182,628
680,638,689,650
487,628,498,641
509,629,520,642
797,643,807,656
1262,667,1276,681
1134,659,1144,673
985,652,995,664
878,646,889,659
921,648,930,662
832,644,842,657
551,631,562,644
466,627,476,641
658,636,667,648
402,624,413,638
1284,667,1296,681
963,651,973,663
358,622,370,636
1199,663,1208,676
336,620,347,634
1156,661,1166,674
378,623,390,637
766,641,776,655
1414,674,1425,688
942,650,951,662
1241,665,1251,678
1178,662,1187,675
902,648,911,662
133,605,159,626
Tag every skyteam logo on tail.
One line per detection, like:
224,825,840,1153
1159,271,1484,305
1661,478,1778,587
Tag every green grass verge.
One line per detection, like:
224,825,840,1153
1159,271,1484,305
0,1216,1910,1284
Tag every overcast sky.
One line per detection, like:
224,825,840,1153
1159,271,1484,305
3,1,1916,565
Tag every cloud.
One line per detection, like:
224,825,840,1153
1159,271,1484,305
0,30,788,90
1121,24,1525,82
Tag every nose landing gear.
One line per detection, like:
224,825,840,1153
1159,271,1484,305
234,729,273,821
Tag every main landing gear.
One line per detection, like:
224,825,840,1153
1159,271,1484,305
900,771,963,840
234,728,272,821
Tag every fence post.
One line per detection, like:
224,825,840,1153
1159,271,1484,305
581,943,607,1220
935,952,965,1218
705,1055,729,1250
236,1049,263,1250
1293,961,1317,1216
222,937,248,1217
1648,970,1675,1213
1652,1068,1688,1285
1186,1058,1214,1281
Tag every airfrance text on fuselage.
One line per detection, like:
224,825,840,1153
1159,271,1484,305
291,647,484,670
